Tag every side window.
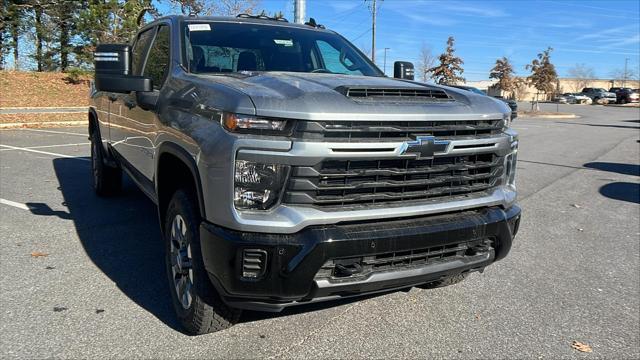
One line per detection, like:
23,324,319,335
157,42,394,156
144,25,171,89
315,40,362,75
132,29,154,75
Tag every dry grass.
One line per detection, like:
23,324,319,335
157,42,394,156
0,71,91,108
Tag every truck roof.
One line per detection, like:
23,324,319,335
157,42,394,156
149,14,332,33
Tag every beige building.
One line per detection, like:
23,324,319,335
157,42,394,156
484,78,640,101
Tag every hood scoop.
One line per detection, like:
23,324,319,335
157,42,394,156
339,86,453,102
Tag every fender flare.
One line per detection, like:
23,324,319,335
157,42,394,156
88,107,99,136
155,142,207,220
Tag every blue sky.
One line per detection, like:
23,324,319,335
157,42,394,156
171,0,640,81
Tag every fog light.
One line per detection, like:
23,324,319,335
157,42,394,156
234,160,289,210
242,249,268,279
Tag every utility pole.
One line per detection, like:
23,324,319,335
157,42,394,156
294,0,306,24
623,57,629,87
383,47,390,75
368,0,378,64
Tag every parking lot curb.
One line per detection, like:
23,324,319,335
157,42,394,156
0,120,88,129
517,113,579,119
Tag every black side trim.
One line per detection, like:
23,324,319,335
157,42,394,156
111,147,158,204
156,142,206,219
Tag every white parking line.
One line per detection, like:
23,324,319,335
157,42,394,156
0,144,90,161
17,128,88,137
0,198,30,211
0,142,90,151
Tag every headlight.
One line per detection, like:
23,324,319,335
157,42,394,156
222,113,290,134
502,113,511,130
234,160,289,210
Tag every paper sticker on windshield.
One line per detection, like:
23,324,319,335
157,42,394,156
273,39,293,46
188,24,211,31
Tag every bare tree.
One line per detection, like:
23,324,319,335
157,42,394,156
210,0,260,16
166,0,206,15
609,67,639,82
166,0,259,16
567,63,595,92
416,43,435,82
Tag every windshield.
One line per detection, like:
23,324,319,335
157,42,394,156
183,21,382,76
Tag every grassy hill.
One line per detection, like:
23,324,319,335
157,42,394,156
1,71,91,127
0,71,91,108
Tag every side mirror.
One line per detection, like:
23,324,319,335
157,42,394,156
94,44,152,93
394,61,415,80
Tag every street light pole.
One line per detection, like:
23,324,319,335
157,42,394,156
383,47,390,75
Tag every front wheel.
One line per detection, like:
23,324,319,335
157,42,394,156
164,189,242,335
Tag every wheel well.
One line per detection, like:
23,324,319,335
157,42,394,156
88,111,97,136
157,152,200,230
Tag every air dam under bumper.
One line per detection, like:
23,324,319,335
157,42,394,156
201,205,521,312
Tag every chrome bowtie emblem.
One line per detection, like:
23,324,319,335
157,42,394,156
399,136,450,159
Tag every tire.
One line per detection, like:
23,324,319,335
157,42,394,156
620,98,626,104
418,273,468,289
90,130,121,196
164,189,241,335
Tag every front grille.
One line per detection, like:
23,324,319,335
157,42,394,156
283,153,503,208
314,238,494,281
293,119,503,142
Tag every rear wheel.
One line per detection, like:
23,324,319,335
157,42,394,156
90,130,121,196
164,189,241,335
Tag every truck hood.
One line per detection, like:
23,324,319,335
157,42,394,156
193,72,509,121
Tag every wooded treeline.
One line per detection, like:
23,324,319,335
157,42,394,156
0,0,258,71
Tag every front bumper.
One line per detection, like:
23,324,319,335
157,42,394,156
201,205,521,312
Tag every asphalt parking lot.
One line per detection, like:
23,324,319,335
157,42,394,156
1,104,639,358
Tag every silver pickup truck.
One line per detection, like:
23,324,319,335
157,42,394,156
89,14,521,335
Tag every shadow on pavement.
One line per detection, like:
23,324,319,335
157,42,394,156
554,121,640,130
583,161,640,204
45,157,405,333
584,162,640,177
49,157,182,331
599,182,640,204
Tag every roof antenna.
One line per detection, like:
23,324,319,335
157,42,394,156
305,17,325,29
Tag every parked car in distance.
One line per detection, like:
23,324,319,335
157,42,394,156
449,85,517,119
609,87,639,104
554,93,592,104
581,87,617,104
